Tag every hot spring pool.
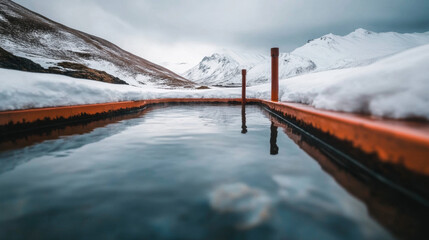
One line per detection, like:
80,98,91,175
0,105,421,239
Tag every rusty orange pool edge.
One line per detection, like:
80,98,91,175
1,97,429,176
0,98,242,126
252,99,429,176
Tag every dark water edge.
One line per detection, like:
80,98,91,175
0,105,427,240
262,108,429,240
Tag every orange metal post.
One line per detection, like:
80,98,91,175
242,69,247,104
271,47,279,102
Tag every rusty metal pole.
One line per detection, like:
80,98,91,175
271,48,279,102
242,69,246,104
270,121,279,154
241,104,247,134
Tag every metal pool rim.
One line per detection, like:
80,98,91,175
1,98,429,204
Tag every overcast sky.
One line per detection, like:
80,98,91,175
14,0,429,70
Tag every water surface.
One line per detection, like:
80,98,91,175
0,105,396,239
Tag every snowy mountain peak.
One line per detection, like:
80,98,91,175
349,28,374,36
202,53,234,65
320,33,337,40
310,34,340,48
183,49,268,86
185,28,429,86
292,28,429,69
216,48,266,65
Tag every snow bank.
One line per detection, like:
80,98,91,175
0,68,242,110
1,44,429,120
279,44,429,119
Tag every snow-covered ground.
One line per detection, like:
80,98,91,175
278,44,429,119
0,68,242,110
1,44,429,120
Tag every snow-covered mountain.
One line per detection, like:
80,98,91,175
185,28,429,86
0,0,193,87
293,28,429,69
184,49,266,86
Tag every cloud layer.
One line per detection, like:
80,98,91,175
13,0,429,68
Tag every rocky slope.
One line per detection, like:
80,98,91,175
0,0,193,87
185,28,429,86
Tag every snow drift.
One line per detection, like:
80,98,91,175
280,44,429,119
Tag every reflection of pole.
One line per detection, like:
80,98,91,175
270,121,278,155
271,48,279,102
242,69,246,104
241,104,247,134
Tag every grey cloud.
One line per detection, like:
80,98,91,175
13,0,429,53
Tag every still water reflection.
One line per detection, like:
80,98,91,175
0,105,408,239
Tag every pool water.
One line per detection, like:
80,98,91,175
0,105,396,239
